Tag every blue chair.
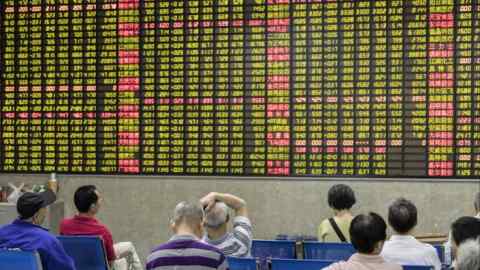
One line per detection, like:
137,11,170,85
271,259,334,270
57,236,109,270
227,256,257,270
403,266,434,270
0,250,43,270
251,240,296,259
303,242,356,261
251,240,296,270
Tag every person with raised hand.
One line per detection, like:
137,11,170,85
200,192,253,257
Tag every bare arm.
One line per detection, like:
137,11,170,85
216,193,247,217
200,192,248,217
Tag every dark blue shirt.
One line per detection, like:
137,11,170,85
0,219,76,270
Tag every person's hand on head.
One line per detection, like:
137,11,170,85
200,192,218,212
9,182,25,192
7,182,25,204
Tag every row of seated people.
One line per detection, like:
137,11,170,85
0,185,252,270
317,185,480,270
0,184,479,270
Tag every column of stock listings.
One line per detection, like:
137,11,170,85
0,0,479,178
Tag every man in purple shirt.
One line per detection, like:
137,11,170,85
146,201,228,270
0,189,76,270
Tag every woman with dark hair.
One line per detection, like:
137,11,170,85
318,184,356,242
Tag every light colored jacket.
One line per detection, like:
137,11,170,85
382,235,441,270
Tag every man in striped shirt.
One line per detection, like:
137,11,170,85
146,202,228,270
201,193,252,257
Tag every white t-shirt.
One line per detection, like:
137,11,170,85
381,235,442,270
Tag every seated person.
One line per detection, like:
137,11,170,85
0,189,75,270
146,201,228,270
318,184,356,242
455,238,480,270
60,185,142,270
450,216,480,262
381,198,441,270
323,212,402,270
200,192,252,257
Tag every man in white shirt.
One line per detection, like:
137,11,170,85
381,198,441,270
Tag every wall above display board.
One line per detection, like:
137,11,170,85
0,0,479,178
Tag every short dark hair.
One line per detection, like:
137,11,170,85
350,212,387,254
388,198,418,234
74,185,98,213
328,184,356,210
451,216,480,246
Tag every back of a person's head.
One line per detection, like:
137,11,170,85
350,212,387,254
451,216,480,246
388,198,418,234
204,202,229,229
173,201,204,227
328,184,356,211
74,185,98,213
456,238,480,270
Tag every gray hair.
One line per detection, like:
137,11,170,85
172,201,204,225
456,238,480,270
204,202,229,228
475,192,480,211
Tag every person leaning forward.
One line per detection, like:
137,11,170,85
0,189,76,270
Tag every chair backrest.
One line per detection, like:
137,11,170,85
57,236,109,270
251,240,296,270
227,256,257,270
271,259,334,270
0,250,43,270
303,242,355,261
433,244,445,264
275,234,318,242
251,240,296,259
403,265,434,270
